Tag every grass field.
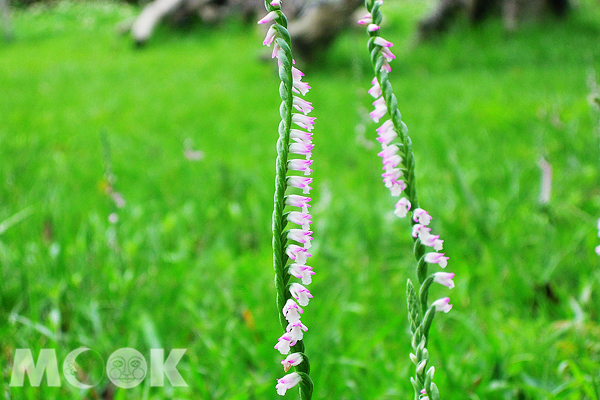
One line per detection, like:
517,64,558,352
1,0,600,398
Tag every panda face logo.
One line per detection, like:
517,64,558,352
107,349,147,388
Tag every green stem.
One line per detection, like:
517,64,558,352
269,23,294,331
363,1,441,398
265,2,313,398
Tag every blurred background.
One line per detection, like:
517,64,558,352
1,0,600,398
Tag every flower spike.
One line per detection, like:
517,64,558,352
260,2,316,394
360,1,456,398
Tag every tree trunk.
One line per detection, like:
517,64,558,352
131,0,193,44
128,0,363,58
130,0,306,45
288,0,363,60
0,0,13,41
419,0,570,39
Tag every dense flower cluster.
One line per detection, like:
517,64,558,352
362,20,455,312
259,3,315,395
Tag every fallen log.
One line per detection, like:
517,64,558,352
0,0,13,41
132,0,204,45
129,0,362,60
418,0,570,39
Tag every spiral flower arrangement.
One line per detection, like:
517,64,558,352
258,1,315,398
360,1,456,399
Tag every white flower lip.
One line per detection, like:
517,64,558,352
374,36,394,48
432,297,453,313
275,372,302,396
289,282,313,306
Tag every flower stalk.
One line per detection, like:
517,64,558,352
360,1,457,399
259,1,315,397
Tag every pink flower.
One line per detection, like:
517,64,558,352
368,24,380,32
412,224,431,240
424,252,449,268
293,96,313,114
373,96,387,107
370,97,387,123
276,372,302,396
374,36,393,47
382,168,403,188
377,120,397,145
382,154,402,170
286,244,311,265
413,208,432,225
378,143,399,158
287,176,313,194
263,25,277,46
291,67,304,81
257,11,279,25
285,194,311,209
357,12,372,25
368,77,382,98
290,129,313,143
287,211,312,231
288,159,313,176
287,229,313,248
292,75,311,96
272,41,281,59
292,114,316,131
422,234,443,251
289,142,314,160
381,59,392,73
288,263,315,285
394,197,411,218
282,299,303,323
290,282,313,306
281,353,303,372
274,333,293,354
381,47,395,62
270,0,281,6
370,107,387,122
390,180,407,196
287,321,308,343
433,272,455,289
432,297,453,313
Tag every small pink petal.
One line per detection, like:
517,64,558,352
257,11,278,25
